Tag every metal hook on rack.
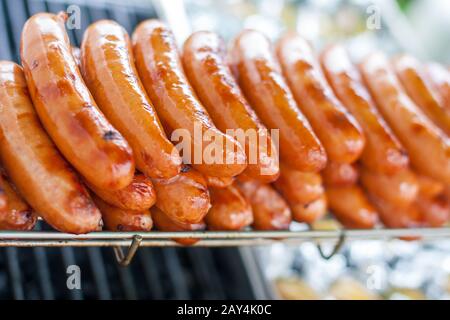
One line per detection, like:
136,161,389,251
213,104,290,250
316,232,346,260
113,235,143,267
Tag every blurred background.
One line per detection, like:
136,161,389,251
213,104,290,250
0,0,449,300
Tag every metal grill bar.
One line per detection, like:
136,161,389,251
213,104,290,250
6,248,24,299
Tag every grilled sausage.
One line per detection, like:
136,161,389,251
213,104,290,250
321,45,408,174
359,52,450,183
92,194,152,231
0,61,101,233
277,34,365,164
21,12,134,190
71,47,81,69
229,30,326,172
81,20,182,179
132,20,247,178
416,192,449,227
205,184,253,230
368,194,422,228
152,166,211,224
416,173,444,198
426,62,450,111
0,175,7,212
87,173,156,211
205,175,234,188
360,167,419,208
393,54,450,135
322,162,359,187
290,194,328,225
151,207,206,246
0,173,36,230
237,180,291,230
183,31,279,182
326,185,378,229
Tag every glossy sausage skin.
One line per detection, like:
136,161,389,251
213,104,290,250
321,45,408,174
360,167,419,208
205,175,234,188
322,162,359,187
230,30,326,173
151,207,205,245
92,194,152,231
416,174,444,198
290,194,327,225
277,34,365,164
274,163,324,205
368,194,422,228
0,173,36,230
359,52,450,184
393,54,450,135
132,20,247,178
0,175,7,211
183,31,279,182
21,13,134,190
205,185,253,230
87,173,156,211
152,166,211,224
0,61,101,233
416,192,449,227
326,185,378,229
81,20,182,179
237,180,291,230
426,62,450,111
71,47,81,69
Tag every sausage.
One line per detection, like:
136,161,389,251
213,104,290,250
152,166,211,224
182,31,279,182
416,192,449,227
151,207,206,246
326,185,378,229
359,52,450,183
290,194,327,225
21,13,134,190
205,175,234,189
71,47,81,69
322,162,359,187
81,20,182,179
132,20,247,178
426,62,450,111
274,163,324,205
205,185,253,230
0,61,101,234
0,175,7,211
229,30,326,173
92,194,152,231
392,54,450,135
0,173,36,230
360,167,419,208
277,34,365,164
368,194,422,228
321,45,408,174
236,180,291,230
87,173,156,211
416,173,444,198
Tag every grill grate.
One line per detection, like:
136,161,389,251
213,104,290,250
0,0,256,300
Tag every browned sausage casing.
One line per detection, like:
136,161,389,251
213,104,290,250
360,167,419,208
132,20,247,178
326,185,378,229
152,167,211,224
151,207,205,245
369,194,422,228
205,185,253,230
87,173,156,211
416,192,449,227
416,174,444,198
0,61,101,233
205,175,234,188
359,52,450,183
81,20,182,179
322,162,359,187
183,31,279,182
321,45,408,174
0,173,36,230
237,180,291,230
426,62,450,111
229,30,326,172
92,194,152,231
393,55,450,136
277,34,365,164
21,13,135,190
